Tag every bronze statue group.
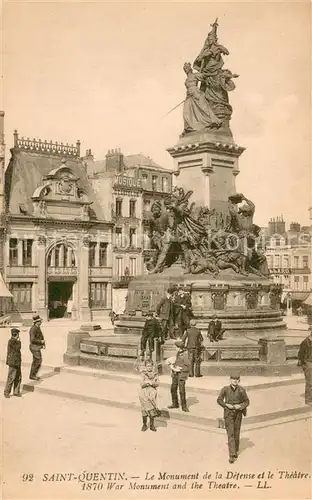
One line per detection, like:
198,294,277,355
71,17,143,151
137,285,252,464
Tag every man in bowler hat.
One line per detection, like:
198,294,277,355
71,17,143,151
4,328,22,398
217,374,250,463
182,319,204,377
167,340,190,412
29,314,45,380
208,314,224,342
156,288,174,340
140,311,163,358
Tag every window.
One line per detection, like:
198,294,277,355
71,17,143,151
142,174,148,186
162,177,168,192
294,256,299,268
129,199,136,217
22,239,33,266
115,199,122,216
274,255,280,268
294,276,300,290
152,175,158,191
275,238,281,247
89,242,97,267
10,282,32,312
266,255,273,268
129,228,136,247
283,255,289,268
9,238,18,266
116,257,123,278
89,282,107,309
303,256,309,268
303,276,309,290
99,243,108,267
115,228,123,247
129,258,137,276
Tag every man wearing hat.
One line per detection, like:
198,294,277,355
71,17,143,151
208,314,224,342
140,311,163,358
4,328,22,398
182,319,204,377
217,374,250,463
297,326,312,405
156,288,174,340
29,314,45,380
167,340,190,412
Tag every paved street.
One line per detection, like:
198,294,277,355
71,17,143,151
2,390,311,500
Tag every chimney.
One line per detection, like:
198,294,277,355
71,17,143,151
82,148,95,175
105,148,124,173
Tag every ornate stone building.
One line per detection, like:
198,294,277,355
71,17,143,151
86,148,173,312
265,216,312,309
3,131,113,321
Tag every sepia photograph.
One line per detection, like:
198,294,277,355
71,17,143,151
0,1,311,499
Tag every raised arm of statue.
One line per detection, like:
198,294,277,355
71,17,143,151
241,195,255,215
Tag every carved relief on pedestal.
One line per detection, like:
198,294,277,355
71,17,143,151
245,289,259,310
211,289,228,310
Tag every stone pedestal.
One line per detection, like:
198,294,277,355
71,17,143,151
258,338,286,364
167,129,244,213
63,329,91,365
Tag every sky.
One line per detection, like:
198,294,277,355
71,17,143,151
1,0,311,226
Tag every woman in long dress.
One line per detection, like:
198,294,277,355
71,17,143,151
183,62,221,134
138,359,160,432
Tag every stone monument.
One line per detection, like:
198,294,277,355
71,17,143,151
65,21,300,374
115,19,285,336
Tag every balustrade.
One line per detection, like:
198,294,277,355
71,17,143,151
14,130,80,157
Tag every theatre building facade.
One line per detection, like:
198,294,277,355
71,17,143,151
3,132,113,321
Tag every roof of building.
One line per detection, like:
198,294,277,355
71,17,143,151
92,153,171,175
124,154,170,172
5,149,106,220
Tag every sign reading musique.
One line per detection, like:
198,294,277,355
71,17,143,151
115,175,142,189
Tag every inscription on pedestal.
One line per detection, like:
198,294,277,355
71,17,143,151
220,349,259,360
107,346,137,357
80,343,99,354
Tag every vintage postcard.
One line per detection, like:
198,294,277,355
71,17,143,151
0,1,311,499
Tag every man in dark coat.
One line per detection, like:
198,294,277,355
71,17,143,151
217,374,250,463
4,328,22,398
174,287,193,337
29,314,45,381
182,319,204,377
140,311,162,358
156,288,174,340
167,340,190,412
208,314,224,342
298,327,312,405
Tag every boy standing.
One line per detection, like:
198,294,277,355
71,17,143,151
4,328,22,398
167,340,190,412
217,374,250,463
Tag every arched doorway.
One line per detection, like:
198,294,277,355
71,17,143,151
47,242,77,319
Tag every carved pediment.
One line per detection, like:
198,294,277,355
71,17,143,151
31,160,93,221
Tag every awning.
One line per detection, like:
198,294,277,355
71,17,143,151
0,273,12,298
291,292,310,302
303,293,312,306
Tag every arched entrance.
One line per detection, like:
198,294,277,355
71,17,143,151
46,242,77,319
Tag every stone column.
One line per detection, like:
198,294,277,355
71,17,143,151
95,242,100,267
17,240,23,266
59,244,64,267
107,282,112,309
37,236,48,320
50,247,56,267
78,237,91,321
202,167,213,209
67,247,72,267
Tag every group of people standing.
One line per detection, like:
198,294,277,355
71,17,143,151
4,314,45,398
